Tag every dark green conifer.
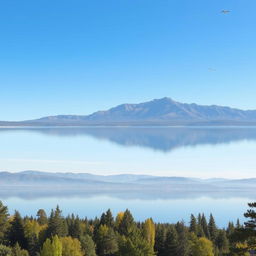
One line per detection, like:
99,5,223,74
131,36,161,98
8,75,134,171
215,229,229,255
0,201,9,243
118,209,136,237
80,234,97,256
154,225,166,256
176,221,190,256
164,226,178,256
189,214,197,234
100,209,114,228
36,209,47,225
46,206,68,237
208,214,217,242
8,211,27,249
201,214,210,238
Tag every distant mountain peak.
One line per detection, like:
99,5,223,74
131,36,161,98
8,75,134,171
2,97,256,126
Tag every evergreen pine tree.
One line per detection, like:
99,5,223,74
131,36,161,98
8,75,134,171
118,209,136,237
47,206,68,238
244,202,256,231
154,225,166,256
100,209,114,228
208,214,217,242
236,219,241,229
80,234,97,256
117,233,155,256
189,214,197,234
176,221,190,256
36,209,47,225
0,201,9,244
226,222,235,237
201,214,210,238
8,211,27,249
215,229,229,255
96,225,118,256
164,226,178,256
67,215,82,239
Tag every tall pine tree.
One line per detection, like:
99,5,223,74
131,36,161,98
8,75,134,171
0,201,9,243
47,206,68,238
8,211,27,249
164,226,178,256
208,214,217,242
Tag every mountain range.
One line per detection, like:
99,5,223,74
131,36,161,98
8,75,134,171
1,97,256,126
1,170,256,188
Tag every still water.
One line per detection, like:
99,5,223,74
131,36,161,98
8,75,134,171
0,126,256,226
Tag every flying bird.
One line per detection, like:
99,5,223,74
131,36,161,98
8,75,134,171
221,10,231,14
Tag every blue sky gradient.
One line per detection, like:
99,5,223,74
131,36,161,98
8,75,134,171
1,0,256,120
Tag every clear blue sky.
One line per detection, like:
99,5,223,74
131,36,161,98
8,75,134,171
1,0,256,120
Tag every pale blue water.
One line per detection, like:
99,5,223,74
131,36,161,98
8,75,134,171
0,126,256,226
2,196,251,227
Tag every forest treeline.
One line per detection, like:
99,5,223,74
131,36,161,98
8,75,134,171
0,201,255,256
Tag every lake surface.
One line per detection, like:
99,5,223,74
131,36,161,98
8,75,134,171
0,126,256,226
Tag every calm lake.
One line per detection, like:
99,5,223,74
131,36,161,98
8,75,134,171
0,126,256,226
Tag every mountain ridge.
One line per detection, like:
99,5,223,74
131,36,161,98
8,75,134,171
1,97,256,126
1,170,256,185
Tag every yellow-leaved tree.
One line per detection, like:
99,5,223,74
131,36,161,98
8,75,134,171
60,236,83,256
40,235,62,256
191,237,214,256
142,218,156,250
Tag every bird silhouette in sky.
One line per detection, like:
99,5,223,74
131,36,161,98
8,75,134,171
221,10,231,14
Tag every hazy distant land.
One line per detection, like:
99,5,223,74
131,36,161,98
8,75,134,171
0,171,256,200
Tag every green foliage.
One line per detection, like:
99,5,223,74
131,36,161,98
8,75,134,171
60,236,83,256
208,214,218,242
154,225,166,256
12,243,29,256
46,207,68,238
142,218,155,250
80,235,96,256
176,221,190,256
67,215,82,239
0,201,9,244
40,236,62,256
37,210,48,226
96,225,118,256
118,209,136,237
230,202,256,254
100,209,114,228
8,211,27,249
189,214,197,234
191,237,214,256
117,234,155,256
201,214,210,239
164,225,178,255
24,219,43,255
0,244,12,256
0,202,255,256
244,202,256,233
215,229,229,255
